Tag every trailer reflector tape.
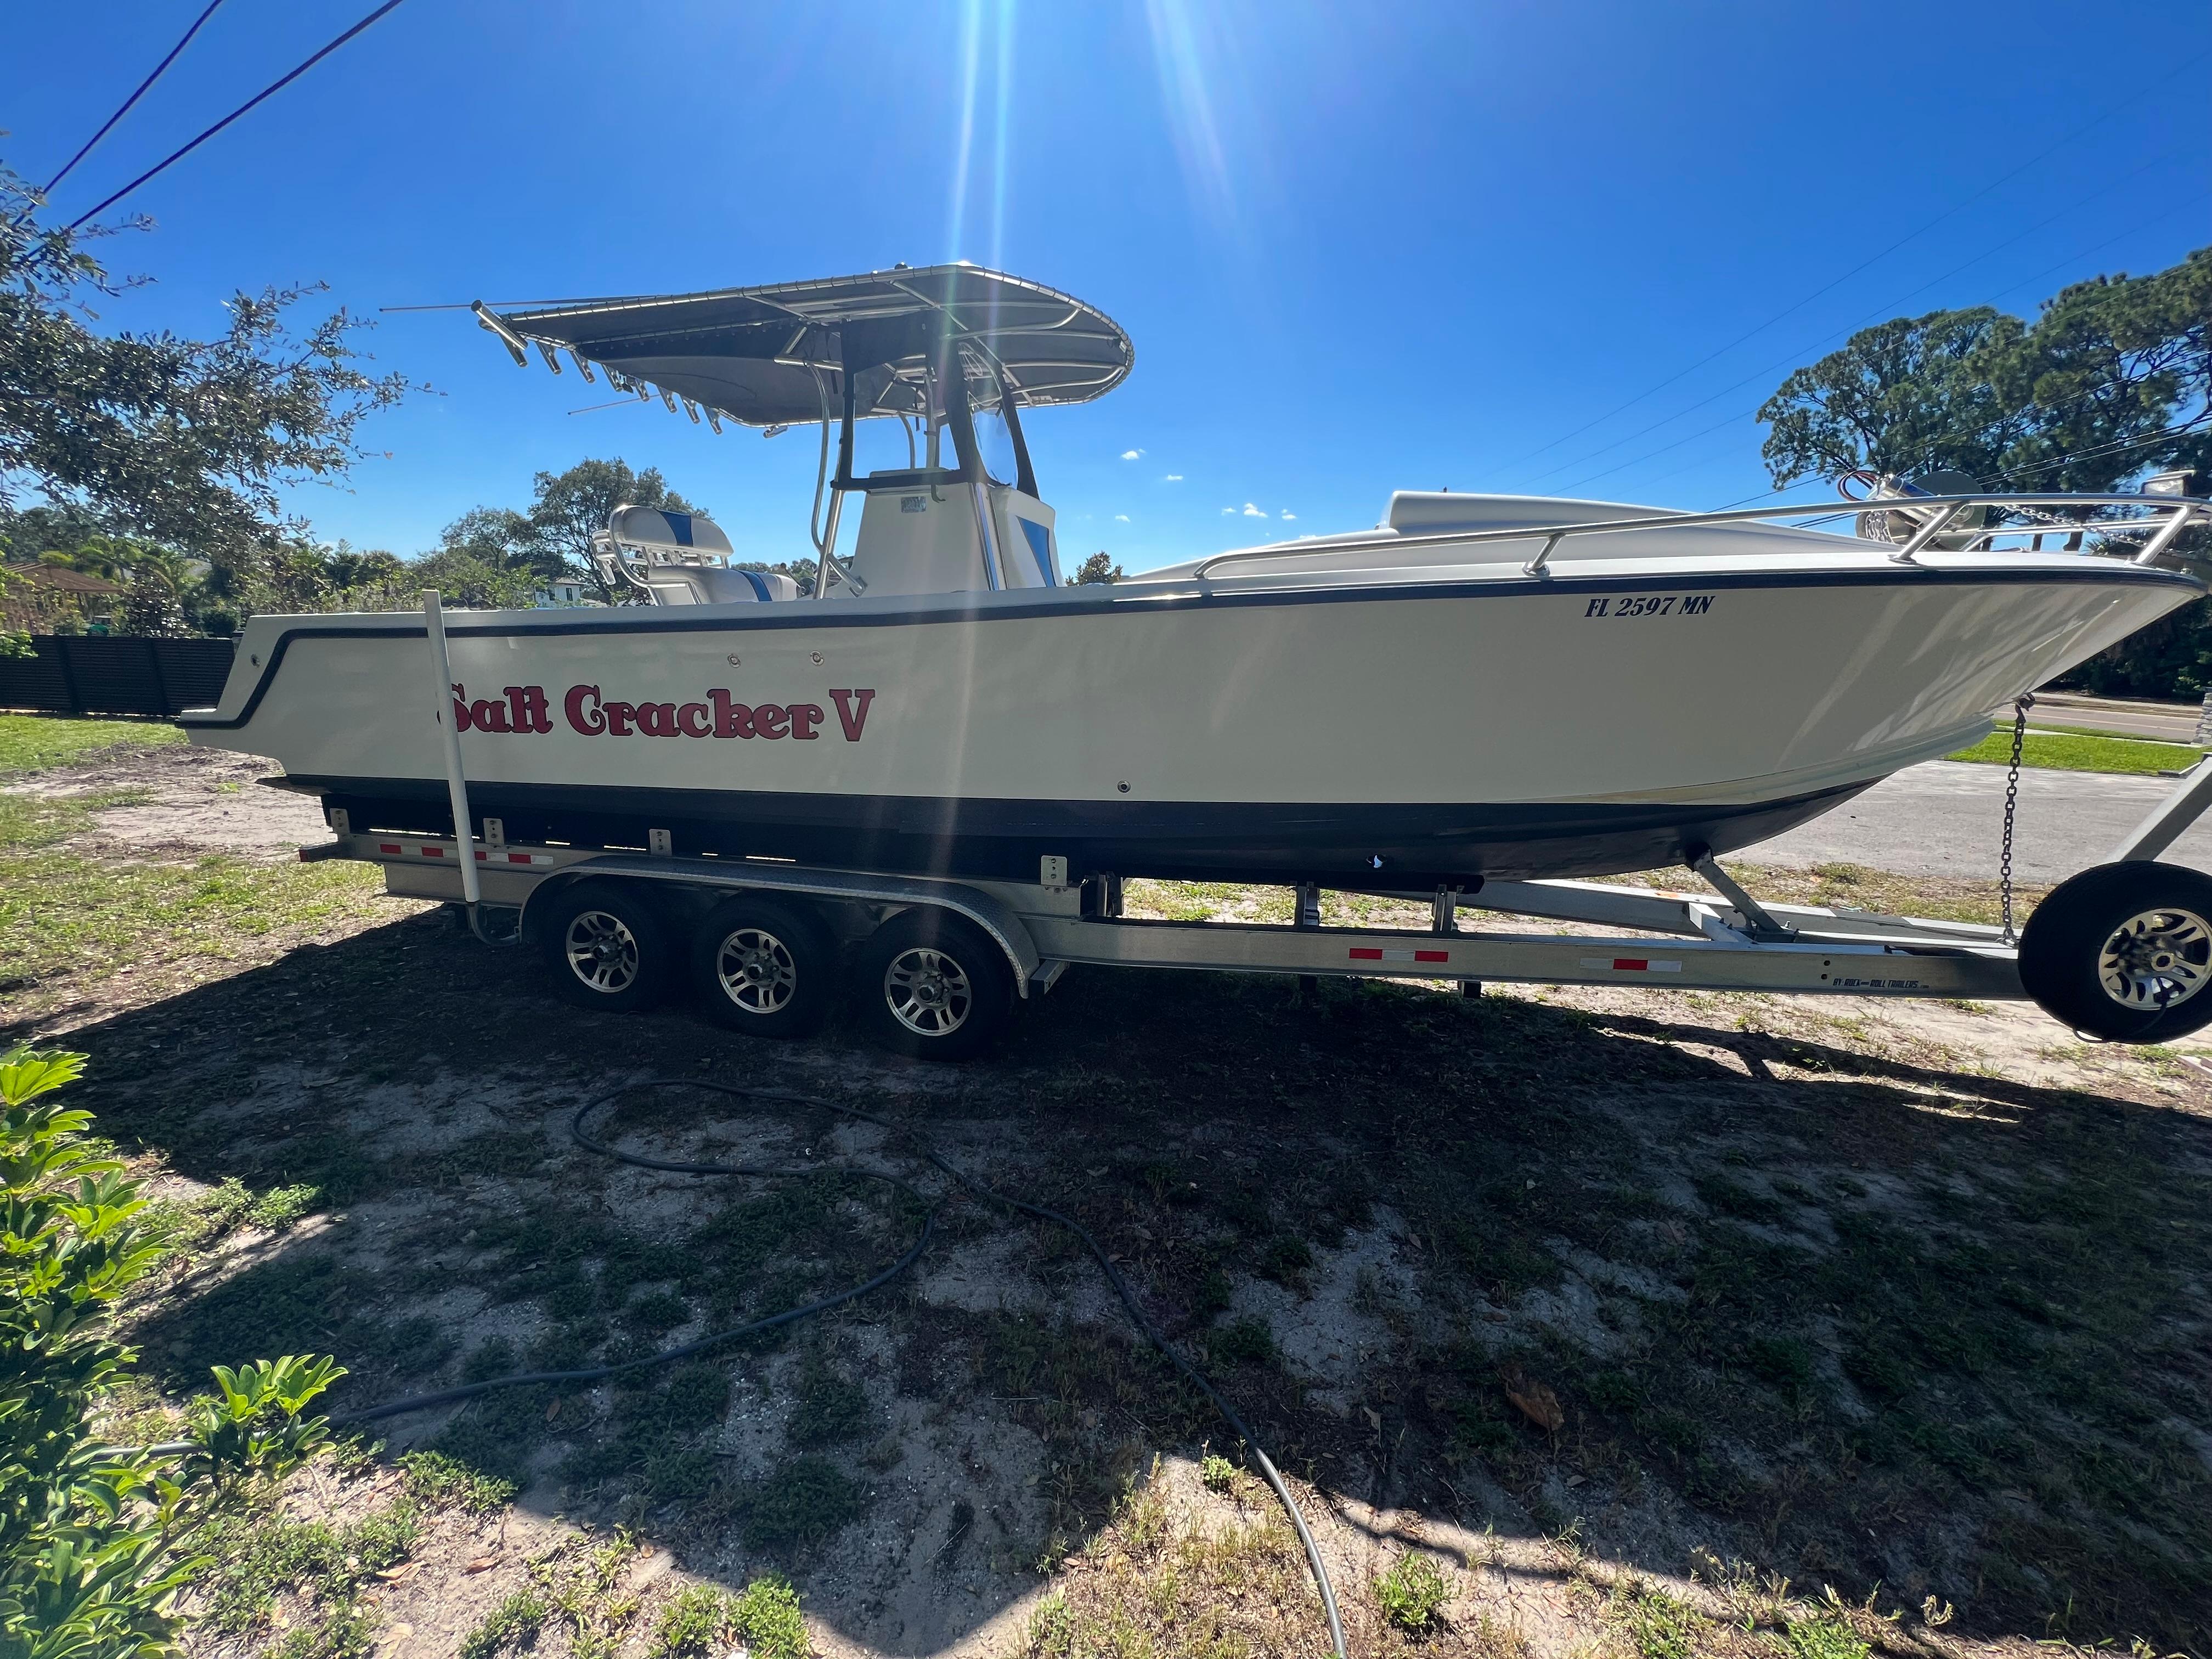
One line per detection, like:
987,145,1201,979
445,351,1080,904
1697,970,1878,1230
1347,946,1455,964
1579,956,1682,973
508,852,535,864
1414,949,1450,963
421,846,444,857
1348,947,1384,960
377,843,402,855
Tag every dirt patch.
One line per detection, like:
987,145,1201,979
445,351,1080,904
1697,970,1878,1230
7,739,331,860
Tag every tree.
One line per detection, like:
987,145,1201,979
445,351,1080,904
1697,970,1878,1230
1758,245,2212,698
1758,307,2028,487
1984,249,2212,492
1074,551,1124,585
522,459,701,603
0,157,411,559
438,506,542,578
1759,246,2212,494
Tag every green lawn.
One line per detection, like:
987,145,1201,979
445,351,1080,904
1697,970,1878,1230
1945,727,2203,775
0,712,184,775
0,851,387,998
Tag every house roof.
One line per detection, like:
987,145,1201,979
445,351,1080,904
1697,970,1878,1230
2,565,123,595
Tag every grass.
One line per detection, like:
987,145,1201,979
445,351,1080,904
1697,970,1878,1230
0,851,387,998
195,1491,422,1641
1945,727,2201,774
459,1592,549,1659
0,711,182,774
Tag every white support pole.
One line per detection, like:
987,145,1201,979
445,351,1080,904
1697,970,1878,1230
421,590,482,907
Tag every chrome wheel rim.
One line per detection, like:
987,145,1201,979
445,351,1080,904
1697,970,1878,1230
883,946,973,1037
714,926,798,1015
565,909,640,994
2097,905,2212,1011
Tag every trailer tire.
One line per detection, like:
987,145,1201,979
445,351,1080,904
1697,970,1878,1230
2018,860,2212,1042
854,910,1013,1060
691,897,835,1039
537,879,673,1013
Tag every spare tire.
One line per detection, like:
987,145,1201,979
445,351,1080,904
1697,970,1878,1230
2018,860,2212,1042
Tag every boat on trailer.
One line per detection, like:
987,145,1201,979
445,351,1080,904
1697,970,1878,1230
182,263,2210,891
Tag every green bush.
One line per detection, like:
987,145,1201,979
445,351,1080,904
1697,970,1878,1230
0,1047,342,1657
1375,1550,1451,1632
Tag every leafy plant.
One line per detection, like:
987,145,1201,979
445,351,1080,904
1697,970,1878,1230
1375,1550,1451,1632
1199,1453,1237,1492
648,1575,808,1659
0,1046,342,1657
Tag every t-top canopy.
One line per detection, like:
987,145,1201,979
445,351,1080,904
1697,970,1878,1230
476,264,1132,430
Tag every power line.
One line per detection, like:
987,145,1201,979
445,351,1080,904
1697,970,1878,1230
1547,187,2212,498
42,0,227,195
1487,40,2212,480
66,0,408,230
1533,151,2204,489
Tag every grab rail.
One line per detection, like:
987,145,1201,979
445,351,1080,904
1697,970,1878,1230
1188,492,2212,582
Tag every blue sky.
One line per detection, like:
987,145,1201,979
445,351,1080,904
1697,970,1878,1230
7,1,2209,574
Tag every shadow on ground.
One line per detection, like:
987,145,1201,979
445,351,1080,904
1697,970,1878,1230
35,905,2212,1653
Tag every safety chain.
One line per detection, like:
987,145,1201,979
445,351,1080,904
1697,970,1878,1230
1999,693,2034,945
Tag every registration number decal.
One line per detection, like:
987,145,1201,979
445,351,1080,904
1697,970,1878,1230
1584,594,1714,618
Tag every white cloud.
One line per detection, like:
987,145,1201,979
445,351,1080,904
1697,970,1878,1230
1220,506,1235,515
1242,503,1267,518
1280,511,1297,521
1164,473,1183,482
1120,448,1144,460
1114,514,1130,522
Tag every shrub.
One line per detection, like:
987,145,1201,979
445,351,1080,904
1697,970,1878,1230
0,1047,342,1657
1375,1550,1451,1632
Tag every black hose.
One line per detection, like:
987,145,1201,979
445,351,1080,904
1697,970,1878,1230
299,1079,1347,1657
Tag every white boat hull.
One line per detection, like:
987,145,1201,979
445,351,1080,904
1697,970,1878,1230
182,547,2200,884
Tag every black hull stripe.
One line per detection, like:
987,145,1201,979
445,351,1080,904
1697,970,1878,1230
179,563,2199,731
298,774,1871,885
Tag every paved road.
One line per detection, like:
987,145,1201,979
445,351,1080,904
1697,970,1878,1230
2030,691,2204,744
1746,759,2212,882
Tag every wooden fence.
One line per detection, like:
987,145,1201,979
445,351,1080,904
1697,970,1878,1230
0,635,236,718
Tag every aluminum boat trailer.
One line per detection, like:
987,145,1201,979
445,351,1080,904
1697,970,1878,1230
305,742,2212,1057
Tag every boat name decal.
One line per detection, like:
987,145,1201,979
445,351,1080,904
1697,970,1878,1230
449,684,876,742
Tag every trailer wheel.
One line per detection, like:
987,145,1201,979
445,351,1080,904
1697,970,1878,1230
691,897,834,1039
2018,860,2212,1042
854,910,1013,1060
537,879,672,1012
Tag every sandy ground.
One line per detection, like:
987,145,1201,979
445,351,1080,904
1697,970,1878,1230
10,740,332,858
13,741,2212,1659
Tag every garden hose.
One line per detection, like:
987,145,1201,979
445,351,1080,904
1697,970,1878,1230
310,1079,1348,1658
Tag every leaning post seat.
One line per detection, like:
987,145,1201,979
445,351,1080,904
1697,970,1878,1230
592,505,797,605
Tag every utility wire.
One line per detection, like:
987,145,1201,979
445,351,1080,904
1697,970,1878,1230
1490,41,2212,479
67,0,408,230
41,0,226,195
1548,187,2212,498
1535,154,2205,490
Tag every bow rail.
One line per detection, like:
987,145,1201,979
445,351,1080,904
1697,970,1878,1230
1188,491,2212,582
